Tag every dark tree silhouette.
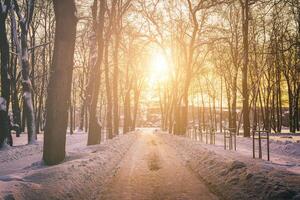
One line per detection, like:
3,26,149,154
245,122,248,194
0,0,11,148
43,0,77,165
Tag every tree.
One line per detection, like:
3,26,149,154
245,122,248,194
86,0,106,145
112,0,131,137
0,0,11,148
11,0,37,143
43,0,77,165
240,0,251,137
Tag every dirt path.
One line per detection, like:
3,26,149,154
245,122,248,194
99,129,218,200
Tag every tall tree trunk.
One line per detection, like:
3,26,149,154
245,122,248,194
231,74,238,130
73,84,76,130
30,27,36,119
123,89,131,133
287,84,295,133
20,22,36,143
132,85,141,130
296,93,300,131
11,0,36,143
225,81,232,128
36,43,47,134
87,0,106,145
85,106,88,132
43,0,77,165
168,98,174,134
104,40,113,139
180,69,191,135
10,55,21,136
79,103,85,131
174,104,181,135
213,96,217,130
241,0,251,137
21,102,26,132
0,0,11,147
69,104,74,135
112,34,120,136
220,77,223,133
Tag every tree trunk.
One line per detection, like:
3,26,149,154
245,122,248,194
21,17,36,143
0,1,11,147
10,56,21,136
241,0,251,137
104,40,113,139
21,102,26,132
43,0,77,165
36,44,47,134
112,34,120,137
69,104,74,135
174,104,181,135
123,89,131,134
231,74,237,130
220,77,223,133
87,0,106,145
180,75,190,135
10,0,36,143
79,103,85,131
132,85,141,130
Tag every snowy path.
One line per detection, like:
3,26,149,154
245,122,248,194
98,129,218,200
1,129,299,199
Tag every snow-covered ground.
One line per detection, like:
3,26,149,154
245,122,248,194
164,132,300,200
0,132,89,176
187,131,300,174
0,128,299,199
96,131,217,200
0,132,138,199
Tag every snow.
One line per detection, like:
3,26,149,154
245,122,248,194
161,133,300,200
0,132,138,200
187,131,300,174
0,129,299,199
0,132,90,176
0,97,7,111
96,130,217,200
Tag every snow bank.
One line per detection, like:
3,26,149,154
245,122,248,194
0,133,138,200
0,142,42,163
189,133,300,174
0,133,89,164
161,133,300,200
211,133,300,160
272,139,300,157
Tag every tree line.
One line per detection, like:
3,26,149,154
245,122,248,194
0,0,299,165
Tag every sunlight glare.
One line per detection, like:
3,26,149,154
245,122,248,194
148,52,169,86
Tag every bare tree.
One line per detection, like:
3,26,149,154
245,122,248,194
43,0,77,165
240,0,251,137
11,0,37,143
0,0,11,147
86,0,106,145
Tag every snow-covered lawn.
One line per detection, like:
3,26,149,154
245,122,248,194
0,132,138,200
187,131,300,174
162,133,300,200
0,132,90,176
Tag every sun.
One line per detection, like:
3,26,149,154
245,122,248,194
152,52,168,74
148,52,169,86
